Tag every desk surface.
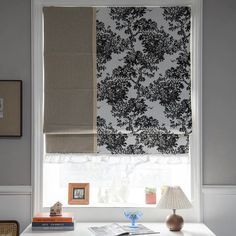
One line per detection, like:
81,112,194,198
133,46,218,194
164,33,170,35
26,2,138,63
21,223,215,236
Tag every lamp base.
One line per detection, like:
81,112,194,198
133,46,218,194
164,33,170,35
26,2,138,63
166,213,184,231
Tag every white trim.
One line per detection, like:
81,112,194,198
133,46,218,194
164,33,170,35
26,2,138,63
190,0,203,222
32,0,194,7
32,0,203,222
31,0,44,215
0,186,32,195
202,185,236,195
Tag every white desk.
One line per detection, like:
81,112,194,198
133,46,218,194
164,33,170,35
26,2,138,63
21,223,215,236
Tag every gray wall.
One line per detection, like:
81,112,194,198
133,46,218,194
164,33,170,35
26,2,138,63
1,0,236,235
203,0,236,185
1,0,235,187
202,0,236,235
0,0,31,185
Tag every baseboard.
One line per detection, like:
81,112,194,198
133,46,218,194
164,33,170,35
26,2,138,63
202,185,236,195
0,185,32,195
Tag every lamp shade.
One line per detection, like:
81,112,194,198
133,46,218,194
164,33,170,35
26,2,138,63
158,186,192,209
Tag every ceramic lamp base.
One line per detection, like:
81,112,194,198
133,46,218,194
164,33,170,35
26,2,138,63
166,213,184,231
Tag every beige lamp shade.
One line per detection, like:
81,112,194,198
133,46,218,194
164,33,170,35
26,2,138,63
158,186,192,209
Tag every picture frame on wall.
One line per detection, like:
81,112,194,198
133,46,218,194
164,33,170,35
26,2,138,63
0,80,22,137
68,183,89,205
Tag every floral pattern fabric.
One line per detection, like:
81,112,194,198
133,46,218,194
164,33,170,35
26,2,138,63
96,7,191,154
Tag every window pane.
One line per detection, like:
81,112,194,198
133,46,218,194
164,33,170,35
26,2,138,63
43,155,190,207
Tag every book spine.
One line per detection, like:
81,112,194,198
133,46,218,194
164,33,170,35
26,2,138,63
32,218,73,222
32,226,74,231
32,222,74,227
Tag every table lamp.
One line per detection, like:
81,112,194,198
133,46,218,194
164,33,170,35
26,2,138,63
158,186,192,231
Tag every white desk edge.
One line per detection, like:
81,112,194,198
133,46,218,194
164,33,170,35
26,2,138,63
21,222,216,236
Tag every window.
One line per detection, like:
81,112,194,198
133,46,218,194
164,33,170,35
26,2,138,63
32,0,202,222
43,155,191,207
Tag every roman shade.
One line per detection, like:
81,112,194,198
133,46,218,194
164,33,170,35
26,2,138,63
43,6,192,155
96,7,192,154
43,7,97,153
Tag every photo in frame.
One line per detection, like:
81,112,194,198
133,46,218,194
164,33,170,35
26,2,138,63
68,183,89,205
0,80,22,137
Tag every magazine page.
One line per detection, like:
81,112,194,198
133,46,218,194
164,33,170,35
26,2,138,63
89,223,129,236
122,224,159,235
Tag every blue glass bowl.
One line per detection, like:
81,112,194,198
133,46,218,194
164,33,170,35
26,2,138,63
124,211,143,228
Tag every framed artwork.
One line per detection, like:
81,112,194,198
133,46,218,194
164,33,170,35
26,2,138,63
0,80,22,137
68,183,89,205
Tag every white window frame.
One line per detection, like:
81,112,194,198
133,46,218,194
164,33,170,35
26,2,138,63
31,0,202,222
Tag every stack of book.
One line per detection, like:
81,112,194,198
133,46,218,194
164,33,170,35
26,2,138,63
32,212,74,231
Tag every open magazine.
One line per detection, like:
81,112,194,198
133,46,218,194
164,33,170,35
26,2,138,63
88,223,159,236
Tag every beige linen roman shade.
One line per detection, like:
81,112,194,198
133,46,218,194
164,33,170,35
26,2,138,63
43,7,96,153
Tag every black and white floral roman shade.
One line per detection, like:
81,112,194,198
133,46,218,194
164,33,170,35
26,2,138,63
43,6,192,155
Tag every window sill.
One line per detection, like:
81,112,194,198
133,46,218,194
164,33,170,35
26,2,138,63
43,203,157,208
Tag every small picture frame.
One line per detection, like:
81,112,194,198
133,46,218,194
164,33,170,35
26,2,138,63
0,80,22,137
68,183,89,205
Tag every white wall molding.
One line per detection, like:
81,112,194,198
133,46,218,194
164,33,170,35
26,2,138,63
0,194,32,232
203,185,236,236
0,186,32,195
203,185,236,195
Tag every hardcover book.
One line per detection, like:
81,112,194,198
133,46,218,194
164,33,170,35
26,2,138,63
32,222,74,227
32,226,74,231
32,212,74,222
31,220,75,231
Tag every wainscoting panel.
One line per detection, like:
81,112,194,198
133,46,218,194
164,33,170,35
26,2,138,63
0,186,32,233
203,185,236,236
